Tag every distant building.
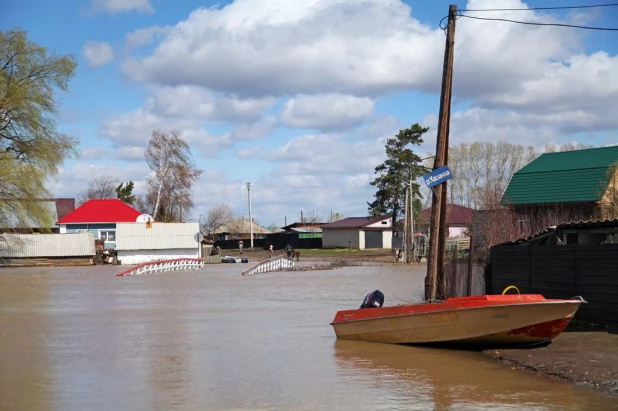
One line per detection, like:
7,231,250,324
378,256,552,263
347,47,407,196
321,215,393,249
212,219,273,241
281,222,323,238
56,199,142,248
1,198,75,232
416,204,473,238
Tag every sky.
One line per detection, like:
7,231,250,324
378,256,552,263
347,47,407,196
2,0,618,228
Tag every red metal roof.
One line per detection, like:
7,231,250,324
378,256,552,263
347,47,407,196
57,199,141,224
322,215,391,229
418,204,474,226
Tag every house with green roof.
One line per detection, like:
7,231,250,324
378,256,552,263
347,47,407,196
500,146,618,222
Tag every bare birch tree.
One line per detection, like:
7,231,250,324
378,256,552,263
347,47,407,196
144,130,202,221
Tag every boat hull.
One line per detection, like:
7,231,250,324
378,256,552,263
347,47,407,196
331,295,583,347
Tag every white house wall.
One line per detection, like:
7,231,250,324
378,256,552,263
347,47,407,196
365,218,392,229
449,227,467,238
115,222,200,250
381,230,393,248
0,232,95,258
322,229,361,249
117,249,199,265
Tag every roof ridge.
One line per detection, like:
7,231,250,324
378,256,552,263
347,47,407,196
540,145,618,155
518,165,612,174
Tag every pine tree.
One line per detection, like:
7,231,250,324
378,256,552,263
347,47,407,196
367,124,428,230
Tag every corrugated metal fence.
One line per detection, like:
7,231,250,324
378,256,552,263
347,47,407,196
0,232,95,258
490,244,618,326
116,222,200,250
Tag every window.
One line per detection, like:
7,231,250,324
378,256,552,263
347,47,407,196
100,230,116,242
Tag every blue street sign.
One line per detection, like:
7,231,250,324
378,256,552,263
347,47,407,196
423,165,453,188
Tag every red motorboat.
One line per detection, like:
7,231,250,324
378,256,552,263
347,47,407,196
331,287,585,347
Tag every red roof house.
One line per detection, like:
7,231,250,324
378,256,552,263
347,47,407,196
57,199,141,224
57,199,142,247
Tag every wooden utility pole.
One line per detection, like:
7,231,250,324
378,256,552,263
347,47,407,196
405,182,413,263
425,4,457,301
247,182,254,248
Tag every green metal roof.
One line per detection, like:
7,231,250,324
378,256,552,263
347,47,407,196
500,146,618,205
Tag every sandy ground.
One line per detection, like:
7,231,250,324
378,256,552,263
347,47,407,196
225,247,618,394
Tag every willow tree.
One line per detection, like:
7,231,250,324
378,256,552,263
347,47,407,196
0,30,77,231
144,130,202,221
367,124,428,230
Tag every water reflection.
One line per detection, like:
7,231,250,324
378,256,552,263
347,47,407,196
334,339,615,410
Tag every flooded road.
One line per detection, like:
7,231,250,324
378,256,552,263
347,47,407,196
1,263,616,410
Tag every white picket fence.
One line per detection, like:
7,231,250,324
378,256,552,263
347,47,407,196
116,258,205,276
242,256,295,276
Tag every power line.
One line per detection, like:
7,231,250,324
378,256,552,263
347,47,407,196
461,3,618,12
458,14,618,31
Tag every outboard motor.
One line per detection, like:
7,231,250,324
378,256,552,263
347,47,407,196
360,290,385,309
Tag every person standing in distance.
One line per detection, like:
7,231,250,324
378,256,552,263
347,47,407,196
238,239,244,254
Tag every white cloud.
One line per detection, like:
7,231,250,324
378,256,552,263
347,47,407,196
52,162,150,199
113,146,145,161
82,41,114,68
282,94,374,130
80,147,110,159
91,0,154,14
236,146,261,158
122,0,443,97
264,133,384,176
231,117,277,140
125,26,171,49
101,108,198,146
146,85,275,122
181,129,233,158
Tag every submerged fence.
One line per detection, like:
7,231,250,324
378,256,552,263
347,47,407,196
441,237,486,298
242,256,295,276
116,258,205,276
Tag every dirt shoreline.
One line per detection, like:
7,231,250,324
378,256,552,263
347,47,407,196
483,328,618,394
231,248,618,394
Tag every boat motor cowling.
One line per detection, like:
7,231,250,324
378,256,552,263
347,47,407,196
360,290,385,309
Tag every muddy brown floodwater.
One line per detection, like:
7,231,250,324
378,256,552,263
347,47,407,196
1,263,617,410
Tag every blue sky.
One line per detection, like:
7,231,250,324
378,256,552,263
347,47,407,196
2,0,618,227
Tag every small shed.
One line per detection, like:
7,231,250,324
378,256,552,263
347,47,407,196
115,222,201,265
321,215,393,250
